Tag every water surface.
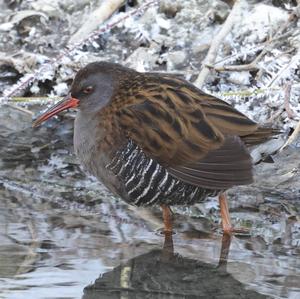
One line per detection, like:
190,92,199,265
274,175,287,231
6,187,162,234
0,106,299,299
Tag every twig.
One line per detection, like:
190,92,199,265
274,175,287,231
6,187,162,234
207,6,299,74
212,45,264,66
69,0,125,44
11,96,62,105
206,62,258,72
15,219,39,275
267,50,300,87
210,44,269,72
256,51,294,84
0,0,158,105
262,4,300,86
194,0,244,88
265,107,284,124
210,31,294,72
281,120,300,151
218,86,280,97
1,189,40,276
11,96,52,102
6,103,33,116
283,82,295,119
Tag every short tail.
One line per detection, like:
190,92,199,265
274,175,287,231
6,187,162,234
242,127,281,146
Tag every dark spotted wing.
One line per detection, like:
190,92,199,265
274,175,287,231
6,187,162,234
116,75,257,188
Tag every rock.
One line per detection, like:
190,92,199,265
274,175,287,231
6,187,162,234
159,0,182,18
227,71,251,85
125,46,159,71
191,27,216,55
205,1,230,24
167,50,187,70
30,0,61,17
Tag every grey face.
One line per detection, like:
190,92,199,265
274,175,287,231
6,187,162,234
70,68,115,114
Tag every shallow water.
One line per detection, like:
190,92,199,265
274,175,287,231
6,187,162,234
0,187,299,299
0,106,299,299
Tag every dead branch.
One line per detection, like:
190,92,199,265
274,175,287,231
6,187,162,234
207,6,299,74
267,50,300,87
69,0,125,45
266,107,284,124
194,0,244,88
283,82,295,119
212,45,264,66
7,103,33,116
219,86,280,98
206,61,258,72
281,119,300,151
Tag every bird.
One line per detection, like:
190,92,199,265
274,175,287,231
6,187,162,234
33,61,279,235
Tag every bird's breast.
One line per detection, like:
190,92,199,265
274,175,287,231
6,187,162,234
73,111,124,196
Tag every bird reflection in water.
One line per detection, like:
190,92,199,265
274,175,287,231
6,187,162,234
82,232,267,299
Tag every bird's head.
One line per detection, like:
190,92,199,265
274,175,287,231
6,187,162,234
33,61,132,127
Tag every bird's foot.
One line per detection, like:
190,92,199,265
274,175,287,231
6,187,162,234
161,204,174,234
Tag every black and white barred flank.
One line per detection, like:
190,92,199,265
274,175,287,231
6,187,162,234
106,141,220,206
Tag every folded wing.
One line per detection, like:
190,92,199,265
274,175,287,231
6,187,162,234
116,75,258,189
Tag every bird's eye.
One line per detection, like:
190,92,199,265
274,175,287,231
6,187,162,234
83,86,93,94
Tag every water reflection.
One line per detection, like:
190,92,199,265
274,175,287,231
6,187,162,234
83,233,267,299
1,184,300,298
